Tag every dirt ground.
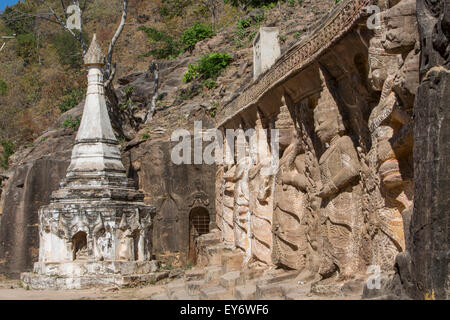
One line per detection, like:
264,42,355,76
0,277,364,300
0,279,167,300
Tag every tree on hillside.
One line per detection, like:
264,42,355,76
201,0,221,30
2,0,128,87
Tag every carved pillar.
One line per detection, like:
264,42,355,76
249,111,275,267
233,126,252,263
314,68,364,279
222,135,236,246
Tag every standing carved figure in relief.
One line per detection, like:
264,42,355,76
118,213,134,261
366,0,418,269
215,166,225,236
222,164,236,246
314,72,363,279
272,132,309,271
233,155,253,263
249,123,275,267
367,11,406,270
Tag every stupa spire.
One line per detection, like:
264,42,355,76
66,34,124,176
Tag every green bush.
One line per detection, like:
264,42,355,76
0,139,15,170
1,4,35,35
235,13,265,44
58,88,85,113
181,23,215,52
16,33,37,63
158,0,191,18
138,26,182,60
0,80,7,96
62,115,81,131
52,31,87,69
203,79,217,89
183,53,233,83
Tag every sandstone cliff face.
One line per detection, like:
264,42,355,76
0,110,76,277
407,0,449,300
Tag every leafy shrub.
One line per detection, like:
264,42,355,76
175,84,202,103
52,31,88,69
62,115,81,131
203,79,217,89
181,23,215,52
183,53,233,83
1,4,35,35
158,0,192,18
16,33,37,63
119,86,135,111
138,26,182,60
182,64,200,83
235,12,265,44
58,88,85,113
0,139,15,170
0,80,7,96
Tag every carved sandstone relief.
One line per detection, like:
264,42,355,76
232,134,253,263
210,0,421,286
249,115,275,267
367,0,418,270
222,164,236,246
272,135,310,271
314,69,364,279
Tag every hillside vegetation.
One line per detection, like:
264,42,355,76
0,0,335,171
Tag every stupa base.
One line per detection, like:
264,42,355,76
20,260,166,290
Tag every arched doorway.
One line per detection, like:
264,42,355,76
72,231,88,261
188,207,210,264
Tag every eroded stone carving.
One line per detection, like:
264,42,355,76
233,148,253,263
249,116,274,267
314,69,363,279
366,0,417,271
206,0,423,294
272,134,309,271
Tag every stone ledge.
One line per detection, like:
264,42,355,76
21,270,168,290
33,260,160,277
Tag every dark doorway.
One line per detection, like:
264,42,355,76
188,207,210,264
72,231,88,261
132,230,140,261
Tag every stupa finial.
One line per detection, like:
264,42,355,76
84,34,105,66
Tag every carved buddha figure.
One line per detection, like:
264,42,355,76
249,125,275,268
314,77,363,279
272,132,309,270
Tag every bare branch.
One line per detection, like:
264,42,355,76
104,0,128,84
81,0,88,12
104,64,116,88
144,62,160,124
60,0,68,21
9,4,88,55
